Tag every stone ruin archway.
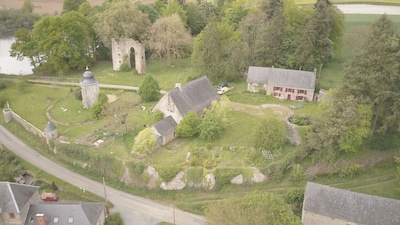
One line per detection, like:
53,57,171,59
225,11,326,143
111,38,146,74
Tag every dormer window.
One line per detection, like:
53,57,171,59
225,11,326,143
68,217,74,223
54,217,59,223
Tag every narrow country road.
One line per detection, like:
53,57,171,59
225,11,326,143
0,125,205,225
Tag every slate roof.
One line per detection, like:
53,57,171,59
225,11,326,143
303,182,400,225
81,68,98,85
25,203,105,225
247,66,316,90
152,116,177,136
169,76,220,116
44,121,56,132
0,182,39,213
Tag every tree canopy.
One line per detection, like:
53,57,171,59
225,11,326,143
255,117,287,151
63,0,87,14
132,127,157,155
175,111,201,137
145,14,193,65
11,11,96,74
139,75,161,102
93,0,151,47
342,15,400,134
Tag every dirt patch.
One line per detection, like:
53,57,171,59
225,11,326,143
107,94,118,103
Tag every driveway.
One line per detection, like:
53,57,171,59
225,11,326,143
0,125,205,225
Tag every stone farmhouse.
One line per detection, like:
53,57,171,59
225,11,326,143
247,66,316,101
151,76,220,145
302,182,400,225
0,182,106,225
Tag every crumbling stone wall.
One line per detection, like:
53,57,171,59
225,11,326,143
3,108,45,139
111,38,146,74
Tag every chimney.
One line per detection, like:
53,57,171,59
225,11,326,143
175,83,182,91
36,214,46,225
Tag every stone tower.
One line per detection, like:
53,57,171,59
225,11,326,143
80,68,100,109
44,121,58,139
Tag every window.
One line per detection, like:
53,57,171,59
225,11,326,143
9,213,15,219
54,217,59,223
274,86,281,91
286,88,294,93
297,90,307,94
296,96,304,101
274,92,281,97
68,217,74,223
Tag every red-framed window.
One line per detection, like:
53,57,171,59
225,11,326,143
296,96,304,100
274,92,281,97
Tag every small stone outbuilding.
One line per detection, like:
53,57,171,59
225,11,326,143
151,115,177,146
44,121,58,139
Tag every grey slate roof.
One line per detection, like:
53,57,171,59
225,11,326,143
153,115,177,136
25,203,105,225
169,76,220,116
44,121,56,132
0,182,39,213
247,66,316,90
81,69,98,85
303,182,400,225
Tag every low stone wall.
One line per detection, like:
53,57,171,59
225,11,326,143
3,108,45,139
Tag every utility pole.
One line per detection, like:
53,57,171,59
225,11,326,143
103,177,107,204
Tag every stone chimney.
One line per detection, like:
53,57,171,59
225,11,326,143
175,83,182,91
36,214,46,225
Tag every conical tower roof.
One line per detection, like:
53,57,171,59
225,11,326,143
81,67,98,85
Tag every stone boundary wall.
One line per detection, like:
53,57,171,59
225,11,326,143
3,108,45,139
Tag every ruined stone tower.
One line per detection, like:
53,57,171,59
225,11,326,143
80,68,100,109
111,38,146,74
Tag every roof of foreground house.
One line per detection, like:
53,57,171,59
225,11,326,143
0,182,39,213
25,203,105,225
169,76,220,116
152,115,177,136
247,66,316,90
303,182,400,225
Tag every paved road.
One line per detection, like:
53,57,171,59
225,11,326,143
336,4,400,15
0,125,205,225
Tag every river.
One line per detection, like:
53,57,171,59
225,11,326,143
0,36,33,75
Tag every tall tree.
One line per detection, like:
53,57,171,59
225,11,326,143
294,0,344,70
221,0,249,30
199,97,231,141
306,89,372,162
163,1,187,25
342,15,400,134
93,0,151,47
139,75,160,102
145,14,193,65
185,2,207,35
192,21,249,82
63,0,86,13
205,192,302,225
11,12,96,74
239,11,265,66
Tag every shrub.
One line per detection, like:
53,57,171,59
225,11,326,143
119,62,131,72
74,88,82,100
126,161,147,175
285,189,305,211
156,165,182,182
214,168,244,188
185,167,203,185
289,114,310,126
337,164,364,178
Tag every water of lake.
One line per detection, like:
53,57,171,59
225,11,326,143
0,36,33,75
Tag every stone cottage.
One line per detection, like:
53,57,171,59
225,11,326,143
80,68,100,109
151,76,220,145
302,182,400,225
247,66,316,101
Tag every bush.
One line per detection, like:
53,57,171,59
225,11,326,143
74,88,82,100
214,168,245,188
285,189,304,211
156,165,182,182
185,167,203,185
119,62,131,72
289,114,310,126
126,161,147,175
337,164,364,178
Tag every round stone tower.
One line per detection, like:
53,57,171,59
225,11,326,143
44,121,58,139
80,67,100,109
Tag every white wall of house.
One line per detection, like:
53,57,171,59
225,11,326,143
152,93,184,123
248,83,314,101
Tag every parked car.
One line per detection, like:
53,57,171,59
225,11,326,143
41,193,58,202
